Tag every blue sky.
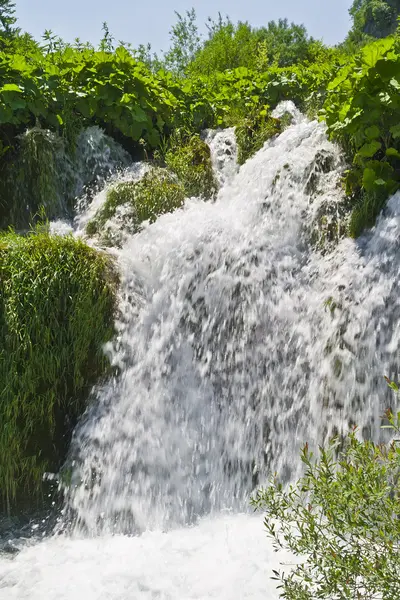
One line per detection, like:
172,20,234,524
16,0,353,52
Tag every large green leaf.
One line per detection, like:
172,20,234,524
386,147,400,159
364,125,380,141
361,38,395,69
390,124,400,139
1,83,22,93
373,59,400,81
362,167,378,192
357,140,381,158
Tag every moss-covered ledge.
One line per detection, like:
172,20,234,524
0,230,116,513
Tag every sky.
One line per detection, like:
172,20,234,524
16,0,354,52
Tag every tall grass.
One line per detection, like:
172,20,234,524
164,134,218,199
0,230,116,511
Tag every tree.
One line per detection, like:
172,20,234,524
255,19,316,68
162,9,201,76
252,409,400,599
347,0,400,44
0,0,38,54
0,1,38,53
188,16,258,75
0,0,17,36
188,16,317,75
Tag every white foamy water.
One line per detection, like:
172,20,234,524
0,515,292,600
203,128,238,187
1,104,400,599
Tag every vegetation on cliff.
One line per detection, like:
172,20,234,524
0,229,115,510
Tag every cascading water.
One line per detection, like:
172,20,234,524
202,127,238,187
1,104,399,599
49,126,132,237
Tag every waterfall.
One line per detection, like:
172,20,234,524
63,105,398,534
1,106,399,599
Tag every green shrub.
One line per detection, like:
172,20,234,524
323,36,400,236
87,167,185,237
0,230,115,511
164,134,218,199
252,409,400,599
236,110,282,165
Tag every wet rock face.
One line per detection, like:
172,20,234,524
304,149,337,196
302,147,352,251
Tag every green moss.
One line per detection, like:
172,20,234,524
0,127,76,230
86,167,186,237
0,230,116,512
236,112,282,165
165,135,218,200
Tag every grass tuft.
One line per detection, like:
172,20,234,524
0,229,116,511
164,134,218,200
236,111,282,165
86,167,186,239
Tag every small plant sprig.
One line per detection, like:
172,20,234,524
252,381,400,599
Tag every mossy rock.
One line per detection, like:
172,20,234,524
236,112,282,165
309,188,353,252
0,230,116,512
304,149,337,196
165,135,218,200
86,167,186,239
0,128,76,231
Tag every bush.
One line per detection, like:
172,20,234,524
236,110,281,165
252,409,400,599
87,167,186,238
0,230,115,511
164,134,218,199
323,36,400,236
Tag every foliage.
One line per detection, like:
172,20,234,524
2,127,69,227
162,9,201,76
256,19,318,68
164,133,217,198
188,18,259,75
348,0,400,45
0,229,115,510
188,16,318,76
322,36,400,236
0,0,17,37
252,409,400,600
0,44,182,158
236,109,282,165
86,167,185,238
